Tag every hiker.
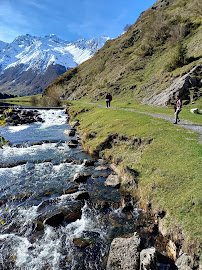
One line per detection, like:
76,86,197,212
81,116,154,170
105,93,112,108
173,94,182,124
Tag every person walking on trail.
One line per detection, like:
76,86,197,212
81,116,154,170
173,94,182,124
105,93,112,108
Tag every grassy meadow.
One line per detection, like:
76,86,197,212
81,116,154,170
0,94,42,107
68,102,202,256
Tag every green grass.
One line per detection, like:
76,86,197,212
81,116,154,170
77,97,202,125
68,102,202,255
0,94,42,107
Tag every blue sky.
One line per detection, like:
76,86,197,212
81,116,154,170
0,0,156,43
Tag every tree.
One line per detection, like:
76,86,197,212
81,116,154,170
124,24,131,32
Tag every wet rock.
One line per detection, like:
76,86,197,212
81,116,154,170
72,172,88,183
64,186,79,194
69,120,80,128
121,193,134,212
72,238,90,248
35,221,44,232
105,174,121,188
44,212,65,227
175,253,194,270
68,139,79,148
94,165,108,171
44,159,52,163
0,199,7,206
93,172,109,178
74,191,90,200
92,200,120,211
64,205,82,224
82,159,95,167
64,129,76,136
140,247,157,270
32,141,43,146
106,232,141,270
0,162,16,168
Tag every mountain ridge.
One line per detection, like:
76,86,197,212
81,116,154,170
0,34,109,96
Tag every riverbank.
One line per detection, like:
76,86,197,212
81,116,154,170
67,102,202,267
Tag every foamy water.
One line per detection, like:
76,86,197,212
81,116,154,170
0,108,138,270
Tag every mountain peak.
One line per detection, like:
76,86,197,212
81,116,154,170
0,33,110,96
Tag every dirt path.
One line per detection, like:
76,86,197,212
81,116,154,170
83,102,202,143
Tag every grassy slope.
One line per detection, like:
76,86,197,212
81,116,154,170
68,102,202,256
43,0,202,107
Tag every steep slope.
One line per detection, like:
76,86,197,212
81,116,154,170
0,34,109,96
43,0,202,106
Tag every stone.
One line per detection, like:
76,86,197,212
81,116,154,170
94,165,108,171
82,159,95,166
64,129,76,136
72,238,90,248
166,240,177,261
106,232,141,270
105,174,121,188
139,247,157,270
68,139,79,148
74,191,90,200
69,121,80,128
142,64,202,106
190,108,199,114
175,253,194,270
44,212,65,227
72,172,88,183
93,172,109,178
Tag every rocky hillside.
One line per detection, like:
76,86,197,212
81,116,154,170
0,34,109,96
43,0,202,106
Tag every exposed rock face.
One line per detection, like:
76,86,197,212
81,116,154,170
142,65,202,106
104,174,121,188
106,233,141,270
175,253,194,270
139,247,157,270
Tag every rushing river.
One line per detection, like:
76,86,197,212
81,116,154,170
0,109,139,270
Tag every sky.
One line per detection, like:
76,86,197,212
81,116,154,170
0,0,156,43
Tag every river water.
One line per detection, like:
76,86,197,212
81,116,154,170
0,109,139,270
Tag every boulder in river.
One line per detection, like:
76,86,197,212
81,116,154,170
104,174,121,188
106,232,141,270
82,159,95,167
72,172,89,183
44,212,65,227
139,247,157,270
175,253,194,270
72,238,90,248
68,139,79,148
69,120,80,128
64,129,76,136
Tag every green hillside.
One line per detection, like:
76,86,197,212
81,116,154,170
42,0,202,106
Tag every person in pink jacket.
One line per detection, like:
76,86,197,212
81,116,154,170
173,94,182,124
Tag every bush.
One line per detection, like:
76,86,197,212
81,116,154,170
165,42,187,71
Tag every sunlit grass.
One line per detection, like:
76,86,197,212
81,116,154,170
68,103,202,254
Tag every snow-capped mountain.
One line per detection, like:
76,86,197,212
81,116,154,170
0,34,109,96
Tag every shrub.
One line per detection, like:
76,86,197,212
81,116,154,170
165,42,188,71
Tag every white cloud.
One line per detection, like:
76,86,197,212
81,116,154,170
20,0,46,10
